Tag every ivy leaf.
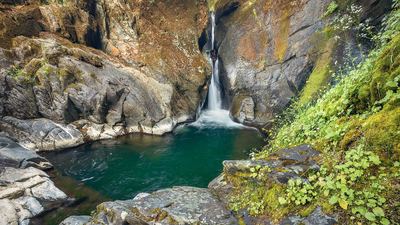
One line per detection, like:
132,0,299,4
339,199,348,210
373,207,385,217
386,80,398,88
369,155,381,165
381,218,390,225
278,197,287,205
329,195,338,205
365,212,376,221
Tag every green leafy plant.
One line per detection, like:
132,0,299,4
324,1,339,17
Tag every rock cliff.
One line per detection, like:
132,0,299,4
0,0,209,150
209,0,391,128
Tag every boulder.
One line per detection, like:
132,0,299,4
59,216,91,225
0,136,52,169
88,186,237,225
209,145,329,224
280,207,337,225
0,167,69,225
0,117,84,151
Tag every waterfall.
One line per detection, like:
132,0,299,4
207,58,222,110
207,12,222,110
211,13,215,50
191,12,242,128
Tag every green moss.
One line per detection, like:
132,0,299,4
323,1,339,17
232,3,400,223
299,40,335,105
363,108,400,160
298,203,317,217
6,66,36,84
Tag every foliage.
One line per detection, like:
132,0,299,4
279,178,317,206
278,143,395,223
324,1,339,17
6,66,35,84
230,1,400,223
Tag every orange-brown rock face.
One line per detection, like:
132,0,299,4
0,0,210,150
213,0,391,128
96,0,209,116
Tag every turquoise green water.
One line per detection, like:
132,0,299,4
45,124,265,200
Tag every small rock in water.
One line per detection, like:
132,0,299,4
59,215,91,225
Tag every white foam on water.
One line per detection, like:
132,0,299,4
191,109,243,128
191,12,245,129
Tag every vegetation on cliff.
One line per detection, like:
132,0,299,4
228,1,400,224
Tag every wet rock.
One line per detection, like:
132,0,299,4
211,145,336,224
89,186,237,225
232,96,255,124
0,117,84,151
223,159,281,174
0,167,68,225
270,145,320,163
59,215,91,225
221,145,320,188
0,136,52,169
208,174,233,206
302,207,337,225
281,207,337,225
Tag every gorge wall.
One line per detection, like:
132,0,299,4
0,0,210,150
209,0,391,127
0,0,393,150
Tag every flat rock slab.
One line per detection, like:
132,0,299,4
0,136,52,169
1,117,84,151
89,186,237,225
60,216,91,225
0,167,68,225
280,207,337,225
270,145,319,163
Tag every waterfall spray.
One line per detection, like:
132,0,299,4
192,12,242,128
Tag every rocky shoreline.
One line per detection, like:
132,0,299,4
0,137,70,225
54,145,337,225
1,132,338,225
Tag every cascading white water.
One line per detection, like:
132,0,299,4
191,12,242,128
207,59,222,110
207,12,222,110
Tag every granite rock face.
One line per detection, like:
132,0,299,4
85,186,237,225
59,216,91,225
0,167,69,225
0,136,52,169
0,0,209,151
210,0,391,128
